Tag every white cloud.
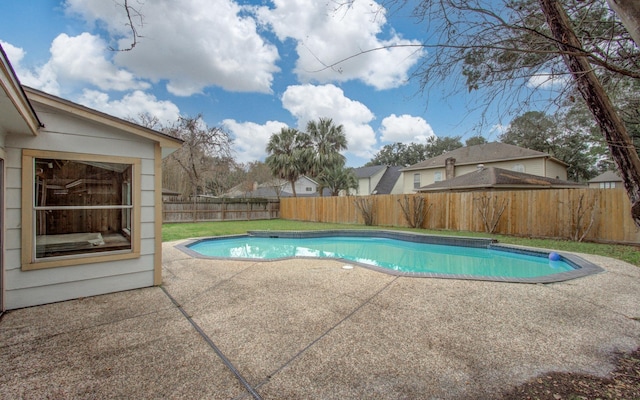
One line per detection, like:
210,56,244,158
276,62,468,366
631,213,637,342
65,0,280,96
379,114,435,143
1,40,60,94
282,84,377,159
527,72,569,90
49,33,149,92
78,89,181,124
1,34,149,95
490,123,508,136
255,0,423,90
222,119,288,163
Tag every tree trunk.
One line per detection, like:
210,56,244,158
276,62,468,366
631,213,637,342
607,0,640,46
539,0,640,227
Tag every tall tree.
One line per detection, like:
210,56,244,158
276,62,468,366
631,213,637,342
379,0,640,224
317,166,359,196
465,135,488,147
501,111,598,181
162,115,232,198
305,118,348,177
424,136,463,158
607,0,640,45
366,142,430,167
265,127,308,197
538,0,640,222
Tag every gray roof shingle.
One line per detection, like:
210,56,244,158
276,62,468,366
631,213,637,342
402,142,566,171
417,166,584,192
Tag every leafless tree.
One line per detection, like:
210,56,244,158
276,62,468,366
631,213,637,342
354,197,376,226
164,115,232,199
336,0,640,225
110,0,145,51
474,194,508,234
398,195,432,228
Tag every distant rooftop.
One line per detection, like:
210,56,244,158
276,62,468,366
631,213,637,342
402,142,566,171
417,166,584,192
588,170,622,183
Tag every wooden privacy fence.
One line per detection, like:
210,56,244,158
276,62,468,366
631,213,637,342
163,198,280,223
280,188,640,244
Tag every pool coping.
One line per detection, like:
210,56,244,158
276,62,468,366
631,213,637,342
175,230,605,284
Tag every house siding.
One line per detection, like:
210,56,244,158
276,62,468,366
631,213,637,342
3,102,160,309
546,160,568,180
357,168,386,195
401,157,569,193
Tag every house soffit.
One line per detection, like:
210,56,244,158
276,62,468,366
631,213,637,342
23,86,183,153
0,47,41,136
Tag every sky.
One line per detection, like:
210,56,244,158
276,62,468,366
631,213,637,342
0,0,524,167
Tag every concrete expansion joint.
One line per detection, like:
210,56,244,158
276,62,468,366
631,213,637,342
255,277,400,390
160,286,263,400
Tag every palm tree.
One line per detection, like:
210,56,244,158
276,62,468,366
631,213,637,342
305,118,348,195
265,127,308,197
317,166,358,196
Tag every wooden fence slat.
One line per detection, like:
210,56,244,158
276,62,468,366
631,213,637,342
280,189,639,244
163,198,280,223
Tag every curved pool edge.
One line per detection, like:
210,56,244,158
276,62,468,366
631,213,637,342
175,230,605,284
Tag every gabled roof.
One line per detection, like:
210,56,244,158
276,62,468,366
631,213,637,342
23,86,182,157
373,166,402,194
588,170,622,183
417,166,584,192
354,165,387,179
401,142,567,171
0,44,42,135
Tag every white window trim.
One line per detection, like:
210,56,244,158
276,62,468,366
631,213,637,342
413,173,421,189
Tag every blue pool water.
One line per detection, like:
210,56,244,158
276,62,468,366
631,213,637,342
186,235,574,279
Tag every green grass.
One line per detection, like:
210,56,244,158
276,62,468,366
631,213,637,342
162,219,640,267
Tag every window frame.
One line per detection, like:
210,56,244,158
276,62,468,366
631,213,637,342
413,173,421,189
512,163,525,173
21,149,141,270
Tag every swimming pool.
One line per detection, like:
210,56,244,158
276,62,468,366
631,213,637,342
178,230,604,283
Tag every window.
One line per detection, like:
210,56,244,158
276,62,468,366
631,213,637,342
599,182,613,189
305,187,313,192
512,164,525,173
22,150,140,270
434,171,443,182
413,173,421,189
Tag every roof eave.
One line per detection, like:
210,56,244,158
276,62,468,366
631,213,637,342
23,86,183,152
0,46,42,135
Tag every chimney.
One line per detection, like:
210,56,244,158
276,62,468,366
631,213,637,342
445,157,456,180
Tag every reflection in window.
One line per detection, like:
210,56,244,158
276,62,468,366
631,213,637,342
512,164,525,173
34,158,133,259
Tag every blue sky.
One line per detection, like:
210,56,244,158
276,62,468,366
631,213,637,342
0,0,518,167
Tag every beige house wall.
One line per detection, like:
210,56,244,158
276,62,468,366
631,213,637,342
401,157,569,193
357,168,386,195
3,101,164,309
545,160,568,180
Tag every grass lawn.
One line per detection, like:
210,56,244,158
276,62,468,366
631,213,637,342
162,219,640,267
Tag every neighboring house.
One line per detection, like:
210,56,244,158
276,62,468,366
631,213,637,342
588,170,623,189
417,166,584,192
400,142,569,193
0,46,182,310
225,176,321,198
352,165,403,195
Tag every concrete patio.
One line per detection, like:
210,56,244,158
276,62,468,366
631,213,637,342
1,240,639,399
